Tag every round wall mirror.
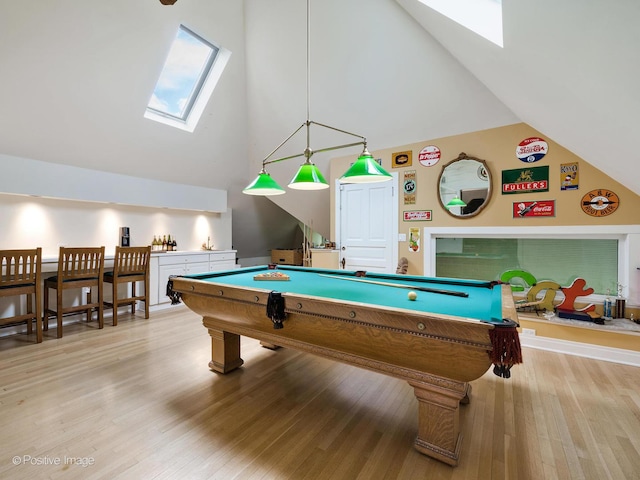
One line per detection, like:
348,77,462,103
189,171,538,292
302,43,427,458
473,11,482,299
437,152,492,218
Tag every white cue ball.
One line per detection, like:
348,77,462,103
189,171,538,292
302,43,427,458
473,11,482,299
407,291,417,301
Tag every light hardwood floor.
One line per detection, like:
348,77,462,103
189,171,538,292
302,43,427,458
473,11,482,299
1,307,639,480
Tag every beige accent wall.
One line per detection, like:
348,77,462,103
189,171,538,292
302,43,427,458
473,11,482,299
329,122,640,352
330,123,640,276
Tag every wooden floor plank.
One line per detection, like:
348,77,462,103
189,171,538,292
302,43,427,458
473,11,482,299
1,307,639,479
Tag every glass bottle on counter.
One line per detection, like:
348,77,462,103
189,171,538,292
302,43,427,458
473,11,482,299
152,236,159,251
172,237,177,251
162,235,167,251
167,234,173,251
603,290,613,319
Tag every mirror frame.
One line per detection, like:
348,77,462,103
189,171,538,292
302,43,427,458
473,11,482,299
437,152,492,218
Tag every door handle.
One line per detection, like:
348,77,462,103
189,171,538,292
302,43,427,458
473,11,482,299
341,257,345,269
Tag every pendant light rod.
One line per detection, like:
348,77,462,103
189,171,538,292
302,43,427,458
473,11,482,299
264,139,367,166
259,0,366,169
262,120,367,167
243,0,393,196
306,0,311,123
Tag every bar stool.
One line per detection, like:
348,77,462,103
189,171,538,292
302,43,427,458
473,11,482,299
0,248,43,343
103,246,151,326
44,246,105,338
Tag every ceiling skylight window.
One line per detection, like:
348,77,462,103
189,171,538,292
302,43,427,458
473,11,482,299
419,0,503,47
145,25,231,132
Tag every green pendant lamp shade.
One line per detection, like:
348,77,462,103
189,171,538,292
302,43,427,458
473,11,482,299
339,149,393,184
242,169,286,196
446,197,467,208
288,162,329,190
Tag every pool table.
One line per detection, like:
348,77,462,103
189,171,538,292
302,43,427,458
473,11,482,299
168,265,520,466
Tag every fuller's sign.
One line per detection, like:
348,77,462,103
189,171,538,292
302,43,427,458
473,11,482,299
502,166,549,194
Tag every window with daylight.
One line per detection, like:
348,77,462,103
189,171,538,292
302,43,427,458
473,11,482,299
435,237,618,295
145,25,231,132
419,0,503,47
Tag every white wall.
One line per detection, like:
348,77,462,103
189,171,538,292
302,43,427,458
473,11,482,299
0,154,227,212
0,193,232,257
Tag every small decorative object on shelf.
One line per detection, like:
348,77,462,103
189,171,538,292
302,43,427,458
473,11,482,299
616,282,626,319
603,290,613,319
616,298,626,319
201,236,214,251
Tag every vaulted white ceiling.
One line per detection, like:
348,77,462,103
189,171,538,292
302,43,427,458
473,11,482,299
1,0,637,258
398,0,640,196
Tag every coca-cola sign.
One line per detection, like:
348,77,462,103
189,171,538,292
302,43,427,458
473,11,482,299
513,200,555,218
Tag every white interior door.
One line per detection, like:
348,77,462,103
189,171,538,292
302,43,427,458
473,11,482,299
336,174,398,273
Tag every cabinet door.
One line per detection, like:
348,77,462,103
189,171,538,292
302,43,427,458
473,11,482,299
209,260,236,271
185,262,210,275
158,264,188,304
149,257,159,305
209,251,236,271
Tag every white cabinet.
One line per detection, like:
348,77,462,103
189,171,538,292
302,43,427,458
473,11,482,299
152,250,236,306
209,251,236,271
157,253,209,305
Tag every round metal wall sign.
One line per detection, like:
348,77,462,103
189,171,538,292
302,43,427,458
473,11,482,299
581,189,619,217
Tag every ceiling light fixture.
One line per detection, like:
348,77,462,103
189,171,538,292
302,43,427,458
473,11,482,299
243,0,392,196
159,0,178,5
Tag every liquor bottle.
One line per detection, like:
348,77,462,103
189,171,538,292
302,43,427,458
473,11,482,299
172,237,177,251
162,235,167,251
152,235,158,251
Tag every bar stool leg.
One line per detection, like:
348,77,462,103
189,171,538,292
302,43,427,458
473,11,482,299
86,290,93,323
43,285,49,332
97,284,104,329
26,293,33,335
56,288,63,338
112,282,118,327
131,283,136,315
35,288,43,344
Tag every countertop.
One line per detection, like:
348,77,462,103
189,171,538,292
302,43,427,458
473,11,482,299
41,249,236,272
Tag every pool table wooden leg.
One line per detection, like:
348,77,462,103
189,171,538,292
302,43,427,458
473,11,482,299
408,379,470,466
207,327,244,374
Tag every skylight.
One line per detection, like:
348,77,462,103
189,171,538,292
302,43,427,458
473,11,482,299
145,25,231,132
419,0,503,47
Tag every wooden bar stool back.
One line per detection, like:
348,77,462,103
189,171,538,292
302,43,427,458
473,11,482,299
44,246,105,338
0,248,43,343
104,246,151,326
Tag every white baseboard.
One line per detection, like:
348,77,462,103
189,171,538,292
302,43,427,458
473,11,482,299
520,334,640,367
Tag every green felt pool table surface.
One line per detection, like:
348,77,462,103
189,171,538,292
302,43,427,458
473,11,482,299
186,265,505,324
